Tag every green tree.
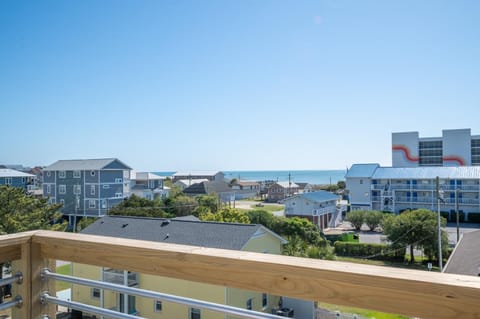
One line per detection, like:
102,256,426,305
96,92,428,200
346,210,366,230
169,195,199,217
273,217,324,246
108,194,171,218
337,181,346,189
196,194,219,214
0,185,66,302
0,185,65,234
246,210,276,229
364,211,385,231
381,209,447,263
199,207,250,224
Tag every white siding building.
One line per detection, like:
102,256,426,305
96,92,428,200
346,164,480,220
283,191,344,229
392,128,480,167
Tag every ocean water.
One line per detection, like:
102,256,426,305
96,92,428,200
155,170,346,185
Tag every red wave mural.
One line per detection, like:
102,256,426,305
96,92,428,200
392,144,466,166
442,156,466,166
392,145,419,162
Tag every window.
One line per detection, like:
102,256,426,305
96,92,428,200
246,298,253,310
60,199,65,206
154,300,162,313
101,199,107,209
190,308,201,319
90,170,96,176
73,170,81,178
75,197,80,209
46,171,51,177
91,288,100,299
115,193,123,198
360,179,363,184
262,293,268,308
59,185,66,194
46,184,51,194
5,178,12,185
89,200,96,208
59,171,66,178
91,185,95,195
115,178,123,183
74,185,81,195
103,184,110,189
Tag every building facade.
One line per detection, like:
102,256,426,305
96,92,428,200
346,164,480,219
42,158,132,219
283,191,344,229
0,168,36,191
267,182,299,203
392,128,480,167
130,172,168,200
72,216,288,319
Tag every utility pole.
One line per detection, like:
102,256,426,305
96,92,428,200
436,176,443,272
288,173,291,199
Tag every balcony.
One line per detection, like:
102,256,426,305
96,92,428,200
1,230,480,319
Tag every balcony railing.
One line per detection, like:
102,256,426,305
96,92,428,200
1,230,480,319
372,183,480,192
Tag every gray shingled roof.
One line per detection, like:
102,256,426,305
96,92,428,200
444,230,480,276
44,158,131,171
81,215,268,250
183,181,232,195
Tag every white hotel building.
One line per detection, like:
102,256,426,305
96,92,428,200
346,129,480,219
392,128,480,167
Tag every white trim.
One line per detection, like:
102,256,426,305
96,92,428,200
59,185,66,194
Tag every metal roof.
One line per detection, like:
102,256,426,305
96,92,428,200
372,166,480,180
44,158,131,171
0,169,35,178
275,181,299,188
345,164,380,178
82,216,285,250
133,172,166,180
285,190,339,203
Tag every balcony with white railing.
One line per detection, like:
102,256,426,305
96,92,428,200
1,230,480,319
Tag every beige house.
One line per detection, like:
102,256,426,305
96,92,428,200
267,182,300,203
72,216,288,318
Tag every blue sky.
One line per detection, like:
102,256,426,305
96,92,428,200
1,0,479,171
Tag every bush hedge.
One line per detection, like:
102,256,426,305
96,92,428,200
334,241,403,261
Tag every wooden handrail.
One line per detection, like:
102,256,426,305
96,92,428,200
2,230,480,318
31,230,480,319
0,231,37,264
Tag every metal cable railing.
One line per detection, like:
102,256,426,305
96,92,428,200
41,269,288,319
0,272,24,311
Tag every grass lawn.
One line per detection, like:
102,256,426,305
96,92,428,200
318,302,409,319
56,263,72,291
248,204,284,213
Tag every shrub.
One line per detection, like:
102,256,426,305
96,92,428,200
334,241,388,260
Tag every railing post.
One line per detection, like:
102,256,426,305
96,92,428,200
31,242,56,319
11,241,31,319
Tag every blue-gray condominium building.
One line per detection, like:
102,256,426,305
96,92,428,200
43,158,132,221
